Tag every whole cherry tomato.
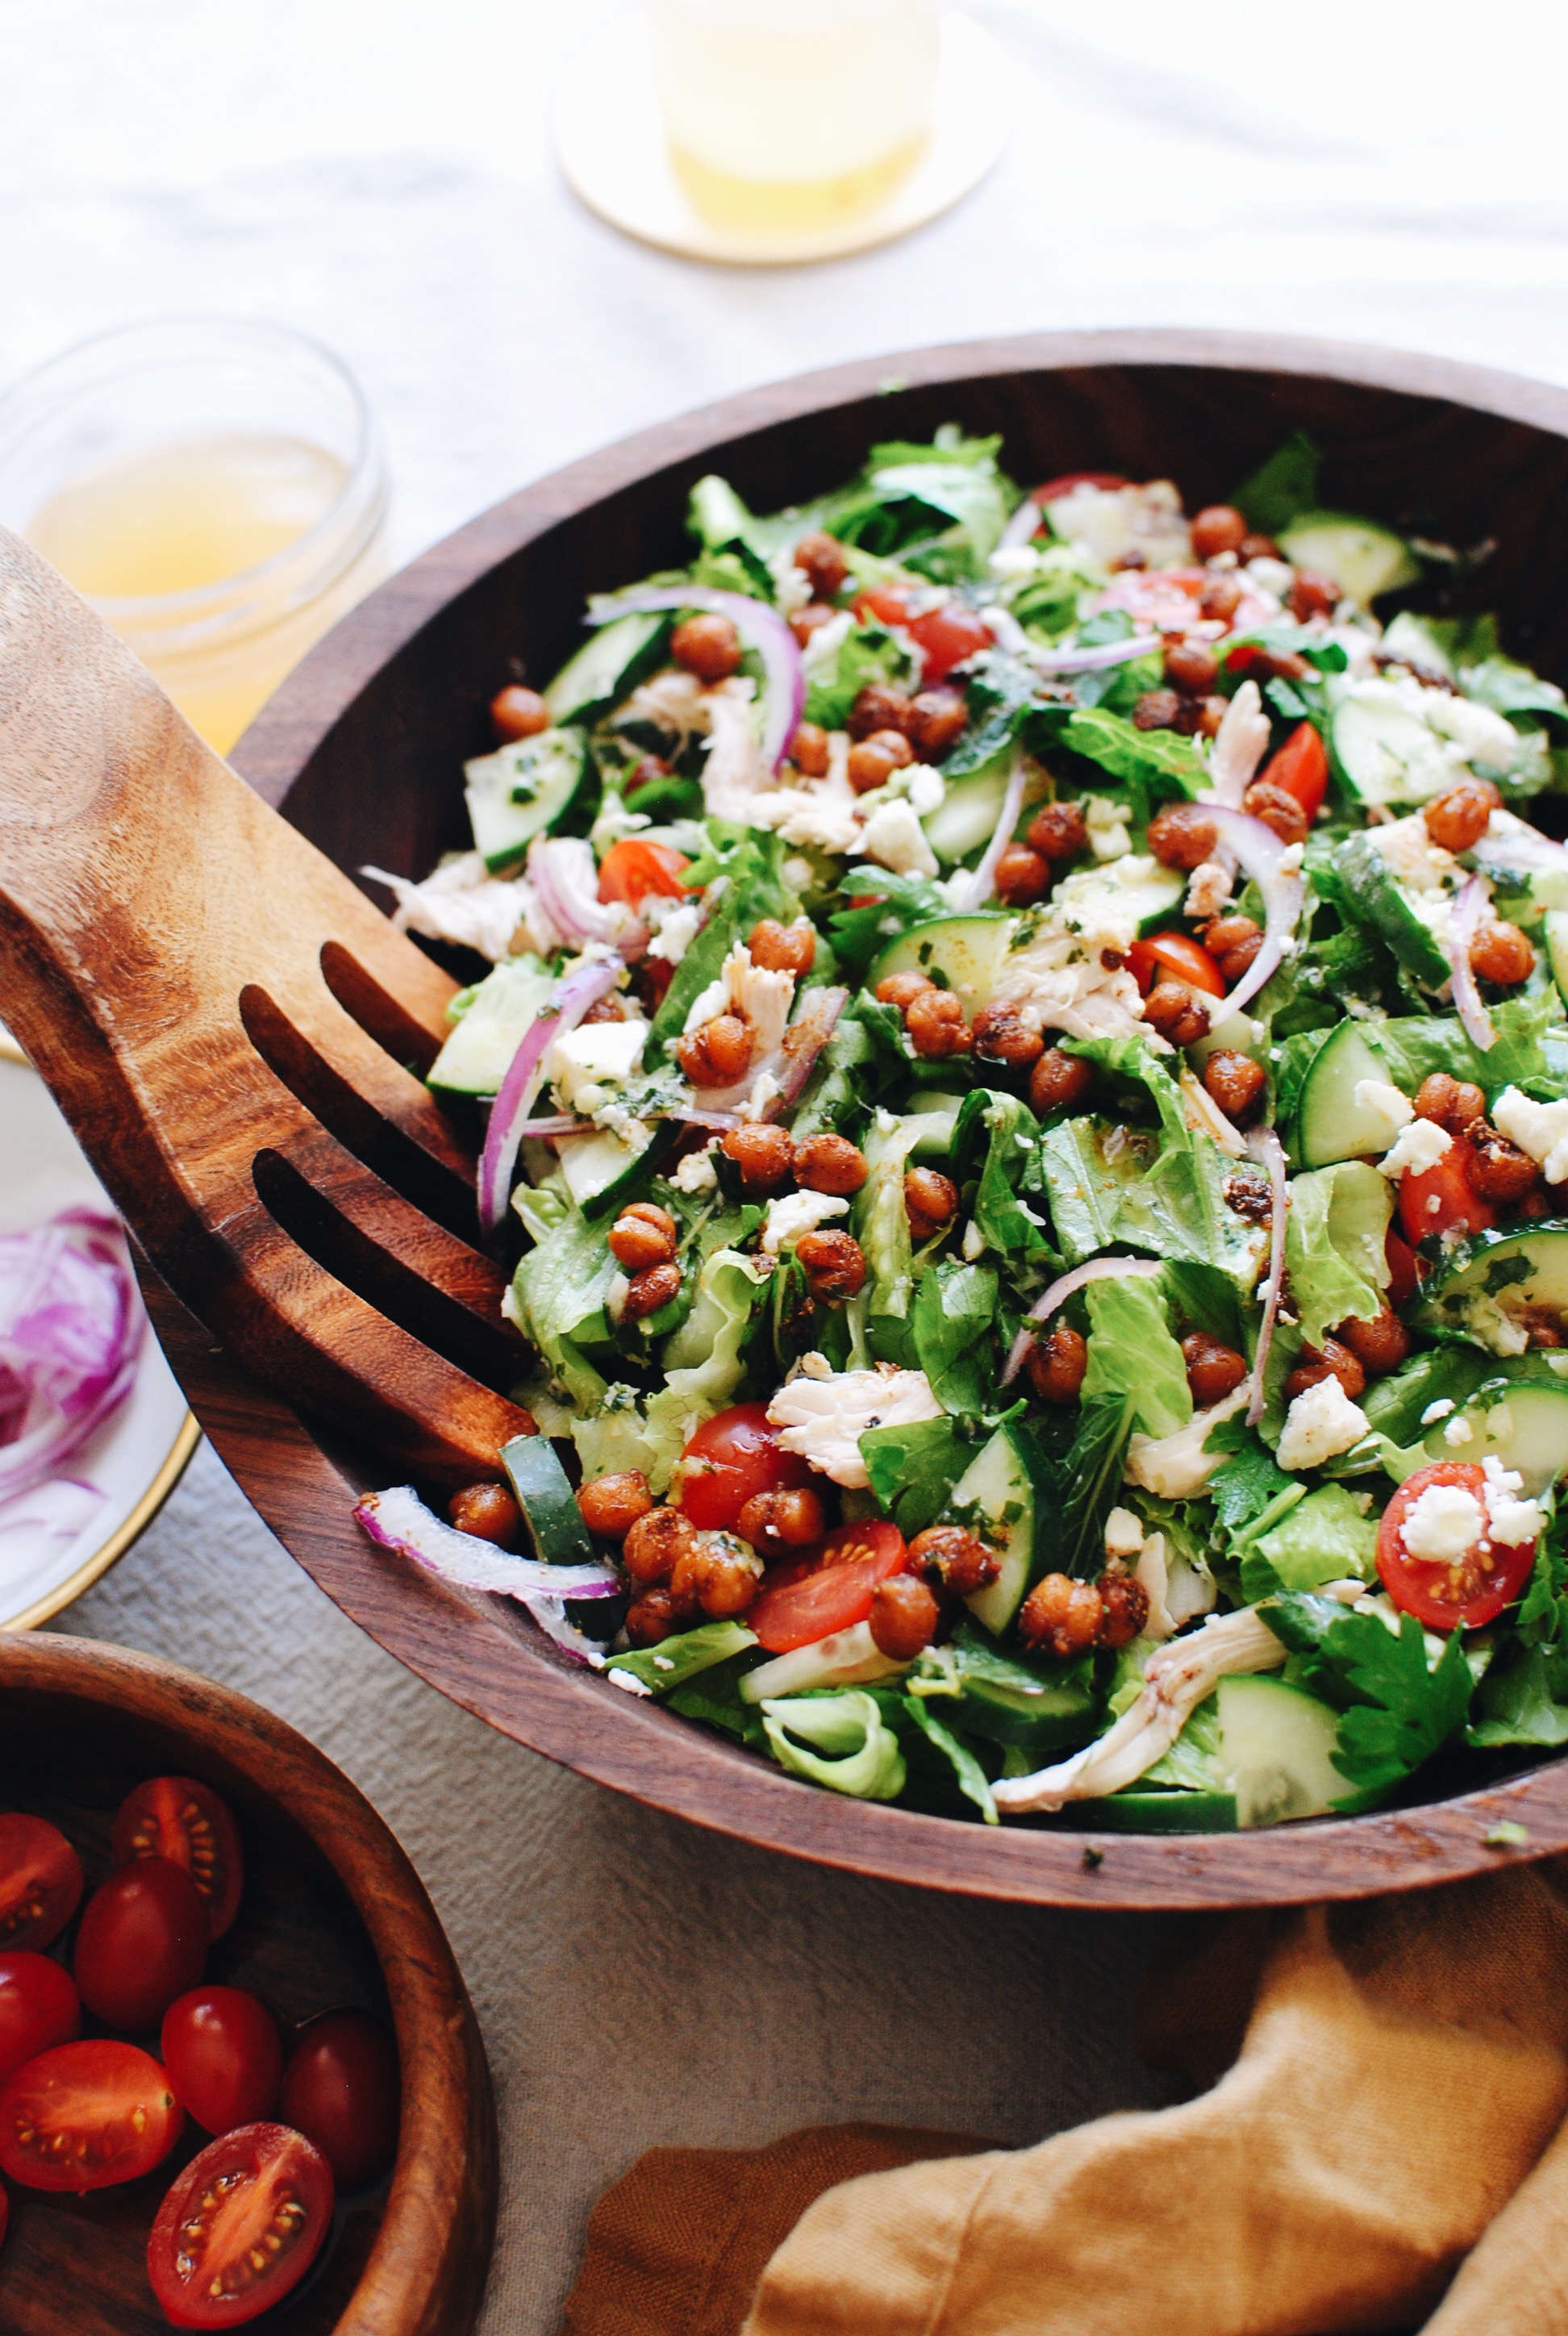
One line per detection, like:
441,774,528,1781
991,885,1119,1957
0,1815,82,1954
677,1402,811,1533
280,2010,400,2192
148,2121,334,2326
0,1954,79,2084
113,1775,244,1940
596,837,692,907
1258,720,1329,819
0,2039,182,2192
74,1860,208,2031
1398,1145,1495,1245
749,1520,909,1654
1377,1460,1537,1631
853,587,993,684
162,1987,282,2135
1128,931,1225,999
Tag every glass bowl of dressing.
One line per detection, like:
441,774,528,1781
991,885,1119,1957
0,318,388,753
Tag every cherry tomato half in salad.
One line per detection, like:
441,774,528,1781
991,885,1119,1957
0,2039,182,2192
0,1954,79,2084
112,1775,244,1940
148,2121,334,2327
280,2010,399,2191
678,1402,811,1533
1258,720,1329,820
852,588,993,685
749,1520,909,1654
1398,1145,1496,1246
163,1988,282,2136
74,1859,208,2032
596,837,692,907
0,1814,83,1954
1384,1228,1423,1311
1376,1460,1537,1631
1127,932,1225,999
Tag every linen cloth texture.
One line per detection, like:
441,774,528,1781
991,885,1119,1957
565,1858,1568,2336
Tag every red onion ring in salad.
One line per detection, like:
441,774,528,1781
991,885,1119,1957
355,1487,618,1672
960,753,1029,911
1244,1129,1289,1429
478,955,624,1231
1002,1256,1166,1388
1198,804,1305,1020
1448,873,1496,1054
587,586,804,775
513,1115,593,1139
0,1208,144,1504
1027,632,1162,675
528,836,646,956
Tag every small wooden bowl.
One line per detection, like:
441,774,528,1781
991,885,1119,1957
0,1631,495,2334
211,329,1568,1913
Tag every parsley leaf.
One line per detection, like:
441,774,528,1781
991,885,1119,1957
1265,1596,1474,1800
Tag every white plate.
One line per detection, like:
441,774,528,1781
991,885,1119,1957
0,1053,198,1629
555,8,1014,269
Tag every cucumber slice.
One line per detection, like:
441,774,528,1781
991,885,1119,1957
1332,831,1452,987
953,1421,1053,1634
502,1433,598,1568
1414,1223,1568,1354
867,914,1016,1021
946,1618,1100,1751
427,960,555,1096
544,611,671,726
1277,512,1418,607
463,726,588,873
1424,1370,1568,1495
924,764,1011,863
1292,1020,1403,1167
1075,1789,1239,1834
1056,857,1187,940
1216,1675,1344,1829
1547,910,1568,1010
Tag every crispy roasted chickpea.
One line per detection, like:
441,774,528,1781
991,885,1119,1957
1223,1167,1274,1222
1203,1049,1267,1124
607,1200,679,1271
904,988,971,1059
672,1533,764,1621
792,1132,869,1195
1026,800,1090,863
736,1487,825,1551
869,1574,941,1661
794,529,849,600
1019,1572,1103,1658
671,611,742,681
905,687,969,761
849,684,915,741
1191,505,1249,561
720,1121,795,1194
623,1262,681,1321
1470,920,1536,987
1164,641,1220,695
1335,1309,1412,1377
1285,1336,1367,1406
972,1001,1046,1067
876,969,936,1011
750,916,816,975
622,1504,699,1586
1096,1561,1150,1650
624,1587,687,1646
1466,1127,1541,1206
908,1525,999,1597
790,602,840,652
581,995,629,1026
1241,780,1309,847
795,1228,866,1300
678,1014,753,1088
847,735,910,795
1030,1046,1095,1116
1203,914,1263,985
790,721,831,778
1025,1321,1088,1407
904,1168,960,1242
1413,1072,1486,1133
1133,688,1183,732
1239,532,1279,563
1181,1333,1249,1408
490,684,550,742
1289,569,1340,621
576,1470,654,1539
448,1482,523,1546
1148,803,1220,871
1195,694,1229,740
1143,982,1211,1047
1200,574,1245,623
1423,777,1500,854
994,843,1052,906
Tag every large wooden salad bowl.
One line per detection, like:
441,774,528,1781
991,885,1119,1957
29,329,1568,1909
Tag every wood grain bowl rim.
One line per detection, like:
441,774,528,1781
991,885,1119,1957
0,1630,498,2335
219,327,1568,1912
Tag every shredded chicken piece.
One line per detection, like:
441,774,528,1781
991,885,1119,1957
1205,678,1271,807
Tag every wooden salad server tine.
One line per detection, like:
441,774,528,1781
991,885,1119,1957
0,525,537,1485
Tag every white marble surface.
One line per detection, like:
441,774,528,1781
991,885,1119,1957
11,2,1568,2325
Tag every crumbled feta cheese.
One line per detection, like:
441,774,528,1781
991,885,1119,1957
1084,791,1132,861
799,608,853,680
859,796,940,878
544,1019,648,1115
1378,1117,1452,1182
761,1191,849,1255
989,853,1155,1042
782,856,814,892
1400,1482,1485,1562
644,899,702,966
1369,813,1456,892
989,544,1043,583
1185,860,1232,921
1047,478,1191,573
961,1219,986,1262
1483,1454,1545,1546
895,762,946,817
766,1366,943,1487
1277,1376,1370,1472
1277,843,1304,876
605,1666,653,1697
1493,1087,1568,1185
1443,1416,1475,1447
669,1142,719,1195
1103,1507,1145,1558
1420,1398,1456,1426
1125,1384,1253,1499
605,1270,631,1324
1353,1079,1415,1145
1246,557,1295,601
739,1072,782,1122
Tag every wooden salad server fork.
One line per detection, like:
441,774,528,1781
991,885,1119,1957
0,525,536,1485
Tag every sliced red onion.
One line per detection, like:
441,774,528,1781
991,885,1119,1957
695,985,849,1118
1028,633,1161,675
528,836,646,957
0,1208,144,1504
1472,819,1568,883
668,1106,743,1132
1199,805,1304,1020
355,1485,619,1599
513,1115,592,1139
1245,1130,1288,1429
1449,873,1495,1053
590,586,803,774
960,753,1029,911
1002,1256,1165,1387
478,956,623,1230
1000,492,1046,551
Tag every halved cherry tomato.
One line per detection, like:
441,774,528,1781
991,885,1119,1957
749,1520,908,1654
163,1988,282,2136
678,1402,811,1533
0,1954,79,2084
0,1815,82,1954
280,2009,400,2191
1259,721,1329,820
1384,1228,1423,1310
74,1859,208,2031
0,2039,182,2192
1127,931,1225,999
148,2121,334,2326
596,836,692,907
112,1775,244,1939
1377,1459,1537,1631
1398,1144,1495,1245
852,587,993,684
